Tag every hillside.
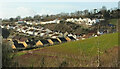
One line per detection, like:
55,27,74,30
108,19,118,25
42,22,89,34
13,33,118,67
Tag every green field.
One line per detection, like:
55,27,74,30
13,33,118,67
108,19,118,25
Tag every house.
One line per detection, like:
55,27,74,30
40,39,50,46
47,39,54,45
26,22,33,25
40,19,60,24
40,31,46,37
1,25,4,28
12,36,28,48
82,33,94,40
12,40,26,49
97,30,104,35
21,27,28,33
18,37,28,48
68,33,73,36
51,34,60,38
45,28,52,33
57,37,67,43
17,20,24,24
33,30,40,36
35,40,43,46
26,29,34,35
25,39,36,47
50,38,60,44
64,32,68,37
68,36,76,41
12,36,21,40
48,32,54,37
65,37,71,41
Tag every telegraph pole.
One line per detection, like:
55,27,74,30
97,22,101,67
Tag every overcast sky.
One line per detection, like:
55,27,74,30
0,0,119,19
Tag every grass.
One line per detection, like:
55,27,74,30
14,52,27,57
108,19,118,25
34,33,118,56
14,33,118,67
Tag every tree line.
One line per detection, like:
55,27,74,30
2,6,120,23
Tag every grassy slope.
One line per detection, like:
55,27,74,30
108,19,118,25
14,33,118,67
34,33,118,55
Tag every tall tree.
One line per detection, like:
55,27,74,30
84,9,89,15
94,9,97,14
2,28,10,39
9,18,14,22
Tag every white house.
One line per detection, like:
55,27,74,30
45,28,52,33
26,29,34,35
51,34,60,38
68,33,73,36
1,25,4,28
40,31,46,37
40,19,60,24
26,22,33,25
21,27,28,33
33,30,40,36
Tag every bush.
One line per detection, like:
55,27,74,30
2,42,14,67
2,28,10,39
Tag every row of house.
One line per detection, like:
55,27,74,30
1,23,81,39
17,18,103,26
17,19,60,25
66,18,102,26
10,36,76,49
1,22,105,41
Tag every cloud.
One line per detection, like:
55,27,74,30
37,9,54,15
0,7,36,19
15,7,36,17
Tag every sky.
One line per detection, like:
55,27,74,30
0,0,119,19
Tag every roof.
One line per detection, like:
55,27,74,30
13,40,25,48
29,29,34,31
108,24,115,27
25,39,36,46
19,37,28,42
49,32,54,34
51,38,59,43
23,27,28,30
15,43,25,48
13,36,20,40
41,31,46,33
52,34,59,36
34,30,39,32
82,34,91,38
13,40,18,44
58,37,67,42
40,39,49,45
68,36,76,40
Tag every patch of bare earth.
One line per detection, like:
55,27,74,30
100,46,118,67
